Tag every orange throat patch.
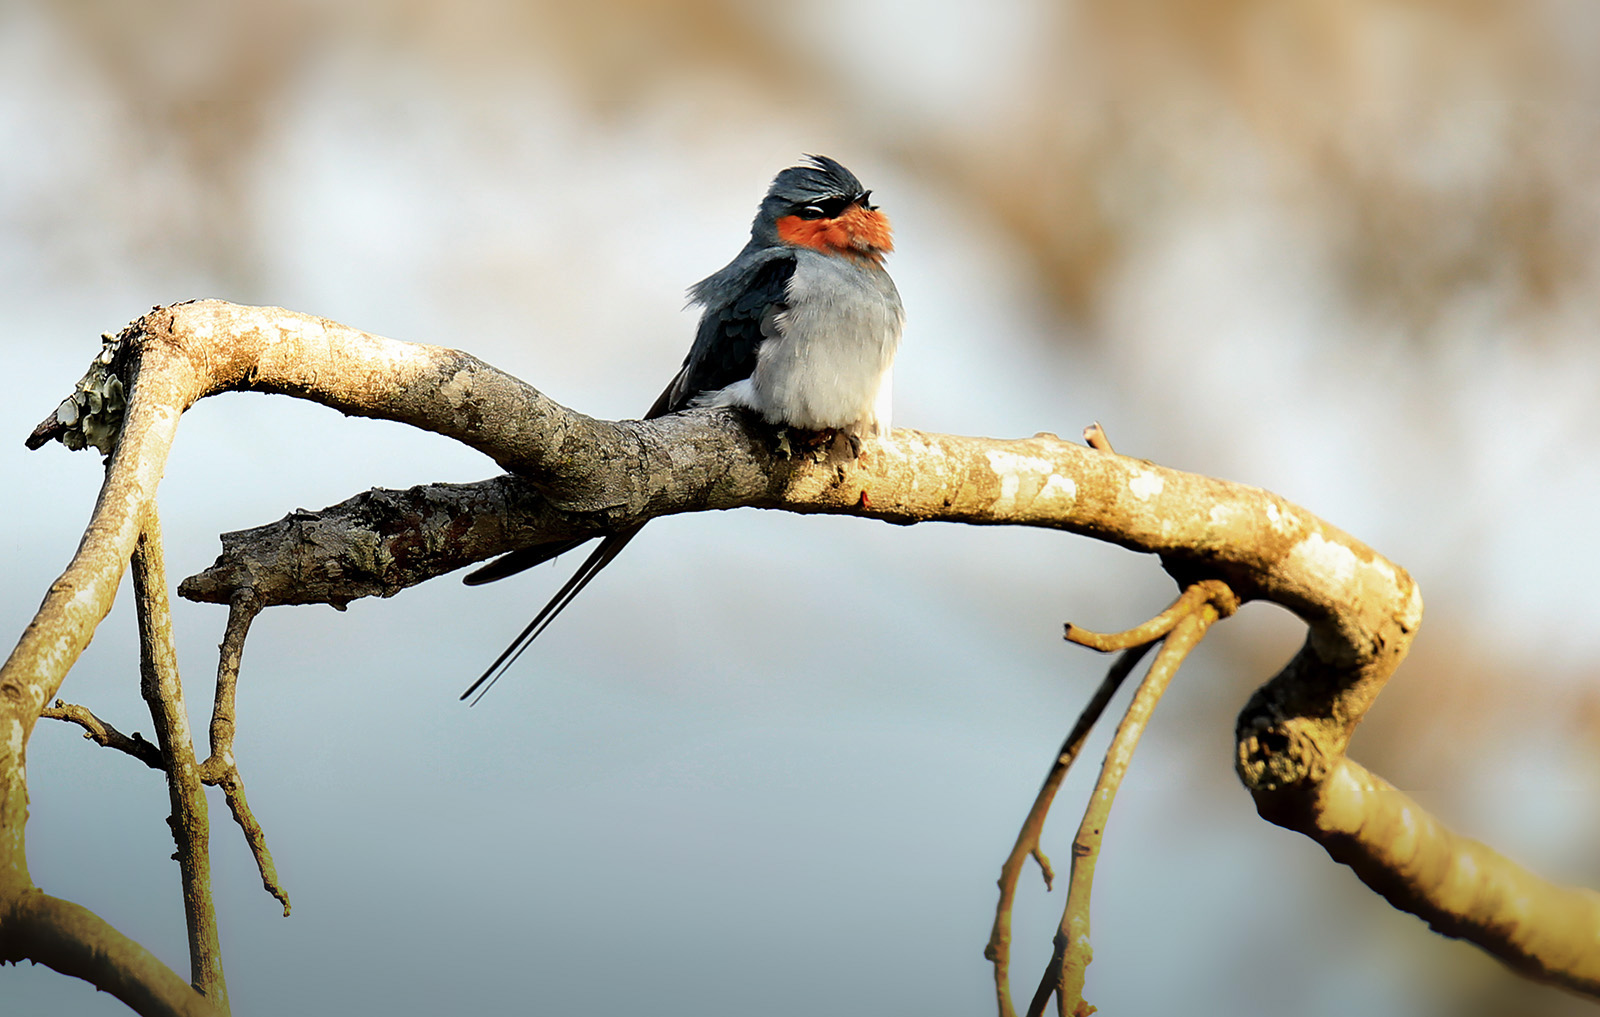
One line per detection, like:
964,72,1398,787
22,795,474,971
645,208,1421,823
776,205,894,262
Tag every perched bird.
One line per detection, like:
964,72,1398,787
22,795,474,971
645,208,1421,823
461,155,904,702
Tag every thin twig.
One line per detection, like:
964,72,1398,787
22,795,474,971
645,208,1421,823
40,700,164,770
986,643,1154,1017
133,512,230,1012
992,582,1238,1017
1031,583,1237,1017
196,593,290,916
1063,581,1228,652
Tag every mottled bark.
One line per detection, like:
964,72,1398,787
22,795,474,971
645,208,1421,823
6,300,1597,1012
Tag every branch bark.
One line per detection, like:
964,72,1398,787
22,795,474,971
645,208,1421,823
7,298,1599,1006
0,890,221,1017
39,701,163,769
132,515,228,1009
195,593,290,916
1033,584,1235,1017
985,642,1151,1017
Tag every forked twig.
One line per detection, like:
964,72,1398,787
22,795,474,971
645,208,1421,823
1062,580,1223,652
990,581,1238,1017
1033,582,1237,1017
196,592,290,916
985,643,1153,1017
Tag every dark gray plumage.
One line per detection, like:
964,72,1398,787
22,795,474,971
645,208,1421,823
462,156,903,702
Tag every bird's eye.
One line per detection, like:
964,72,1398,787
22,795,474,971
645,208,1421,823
797,197,848,220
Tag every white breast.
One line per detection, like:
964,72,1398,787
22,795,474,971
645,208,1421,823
745,250,904,437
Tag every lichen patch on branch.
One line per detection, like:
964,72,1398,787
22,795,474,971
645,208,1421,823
1127,469,1164,501
9,299,1599,1011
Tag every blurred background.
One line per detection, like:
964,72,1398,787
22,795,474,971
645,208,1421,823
5,1,1600,1015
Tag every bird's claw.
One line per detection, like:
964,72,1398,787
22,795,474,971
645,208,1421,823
776,427,866,462
807,428,841,463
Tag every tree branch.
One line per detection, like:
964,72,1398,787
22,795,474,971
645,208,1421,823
40,701,164,769
985,641,1154,1017
1,320,203,1010
9,298,1600,1003
0,889,220,1017
1032,583,1235,1017
195,593,290,916
132,514,229,1010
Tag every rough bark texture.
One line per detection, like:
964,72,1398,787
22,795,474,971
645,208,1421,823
5,300,1599,1008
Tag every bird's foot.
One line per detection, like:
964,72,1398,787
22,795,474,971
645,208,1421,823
803,427,838,463
776,427,864,462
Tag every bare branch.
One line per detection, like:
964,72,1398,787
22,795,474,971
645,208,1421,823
986,641,1154,1017
1063,580,1228,652
40,700,164,770
1,318,198,1005
0,890,221,1017
177,477,550,608
1034,583,1235,1017
196,594,290,916
987,582,1238,1017
1249,754,1600,993
8,299,1598,1002
132,515,229,1010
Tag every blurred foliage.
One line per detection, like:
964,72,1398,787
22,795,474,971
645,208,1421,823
41,0,1600,338
19,3,1600,1014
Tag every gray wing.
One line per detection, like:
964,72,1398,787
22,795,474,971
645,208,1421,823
462,252,797,701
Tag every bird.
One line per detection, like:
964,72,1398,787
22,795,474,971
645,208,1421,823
460,154,904,702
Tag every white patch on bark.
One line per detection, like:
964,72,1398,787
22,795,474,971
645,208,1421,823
1042,474,1077,503
985,450,1063,510
1291,531,1360,587
1129,470,1164,501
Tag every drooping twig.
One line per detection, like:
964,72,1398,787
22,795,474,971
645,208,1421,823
1029,582,1237,1017
40,701,164,770
195,593,289,916
988,582,1238,1017
985,642,1153,1017
131,513,229,1012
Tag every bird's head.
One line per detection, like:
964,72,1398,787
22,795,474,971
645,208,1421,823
753,154,893,262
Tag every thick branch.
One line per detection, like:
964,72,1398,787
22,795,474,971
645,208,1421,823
1258,755,1600,992
10,299,1597,1001
0,890,220,1017
2,321,196,1006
